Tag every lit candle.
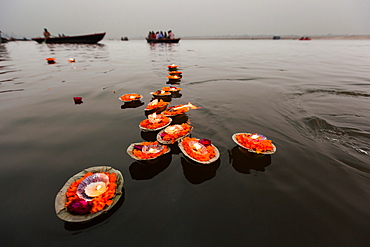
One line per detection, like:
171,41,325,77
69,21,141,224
166,126,177,134
193,142,202,150
84,182,108,197
251,134,259,139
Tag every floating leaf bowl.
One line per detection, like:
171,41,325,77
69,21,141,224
139,116,172,132
127,142,171,161
157,124,193,144
232,133,276,155
55,166,124,223
119,93,143,102
178,138,220,165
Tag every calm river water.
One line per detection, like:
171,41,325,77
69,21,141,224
1,39,369,246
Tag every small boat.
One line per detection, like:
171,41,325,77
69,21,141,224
146,38,181,43
299,37,311,41
32,32,106,44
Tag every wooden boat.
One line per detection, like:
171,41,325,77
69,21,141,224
32,32,106,44
146,38,181,43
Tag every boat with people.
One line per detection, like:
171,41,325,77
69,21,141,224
146,38,181,43
32,32,106,44
146,30,180,43
299,36,311,41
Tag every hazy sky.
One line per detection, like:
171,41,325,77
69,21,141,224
1,0,369,39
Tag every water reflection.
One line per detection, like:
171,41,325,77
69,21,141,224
141,130,160,142
121,101,144,109
171,92,182,98
228,146,271,175
129,153,172,180
169,114,189,124
181,157,220,184
148,43,177,52
63,189,125,231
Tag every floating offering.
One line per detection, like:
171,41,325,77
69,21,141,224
168,71,182,75
145,99,169,112
119,93,143,102
179,137,220,164
163,102,200,117
73,96,83,104
55,166,124,223
68,58,75,63
166,75,182,80
139,113,172,132
127,141,170,160
161,86,182,92
167,64,178,69
232,133,276,154
157,123,193,144
46,58,56,64
151,90,171,97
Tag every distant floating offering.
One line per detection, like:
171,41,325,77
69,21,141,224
151,90,171,97
161,86,182,92
46,58,56,64
232,133,276,155
119,93,143,102
163,102,200,117
166,75,182,80
157,123,193,144
55,166,124,223
167,64,178,69
127,141,170,160
178,137,220,164
73,96,83,104
145,99,169,112
168,71,182,75
139,113,172,132
68,58,75,63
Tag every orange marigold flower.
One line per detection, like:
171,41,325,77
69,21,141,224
65,172,117,214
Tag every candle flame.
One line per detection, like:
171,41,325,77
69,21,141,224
96,185,102,190
193,143,202,150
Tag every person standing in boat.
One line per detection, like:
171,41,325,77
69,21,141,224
43,28,51,39
168,30,175,39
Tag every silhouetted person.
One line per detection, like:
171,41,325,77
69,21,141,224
43,28,51,39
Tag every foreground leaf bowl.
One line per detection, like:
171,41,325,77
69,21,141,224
55,166,124,223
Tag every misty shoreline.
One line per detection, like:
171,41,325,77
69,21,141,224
180,35,370,40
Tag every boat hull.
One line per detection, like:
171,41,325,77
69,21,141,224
146,38,180,43
33,32,106,44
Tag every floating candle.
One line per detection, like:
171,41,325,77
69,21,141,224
84,182,108,197
189,141,207,155
165,125,183,135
